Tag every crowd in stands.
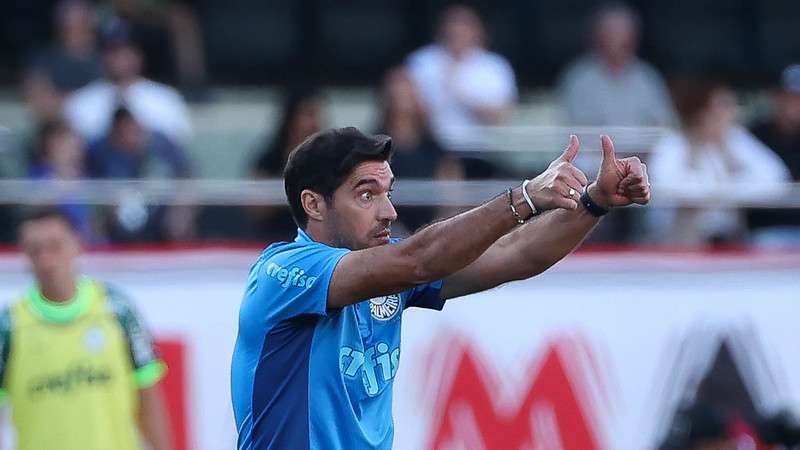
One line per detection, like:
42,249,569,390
2,1,798,247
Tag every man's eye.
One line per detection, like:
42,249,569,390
360,192,372,201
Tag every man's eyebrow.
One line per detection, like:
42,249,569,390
353,176,395,190
353,178,380,189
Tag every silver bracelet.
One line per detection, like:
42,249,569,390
506,188,525,224
521,179,538,216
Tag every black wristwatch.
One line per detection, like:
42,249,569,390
580,190,609,217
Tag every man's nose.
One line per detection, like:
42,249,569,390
378,196,397,223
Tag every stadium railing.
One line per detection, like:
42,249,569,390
0,179,797,208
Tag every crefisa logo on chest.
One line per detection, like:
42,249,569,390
368,294,400,321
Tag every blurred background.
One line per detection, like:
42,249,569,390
0,0,799,449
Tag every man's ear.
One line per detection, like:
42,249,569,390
301,189,327,223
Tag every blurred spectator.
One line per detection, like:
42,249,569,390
27,0,102,94
406,5,517,155
88,107,193,242
648,80,790,245
558,3,675,127
87,107,189,179
752,65,800,178
252,89,324,180
64,20,193,147
21,0,101,126
4,207,173,450
29,120,84,179
557,4,675,244
249,88,324,240
20,71,65,125
28,120,101,243
748,64,800,246
104,0,209,97
375,67,463,233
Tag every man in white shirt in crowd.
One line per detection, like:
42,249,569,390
648,80,790,245
407,5,517,153
558,3,675,128
64,20,192,147
558,3,675,242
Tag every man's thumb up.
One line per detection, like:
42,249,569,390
600,134,617,171
555,134,580,164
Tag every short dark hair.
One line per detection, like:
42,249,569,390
670,78,727,129
593,3,642,34
17,206,77,235
34,119,74,163
284,127,393,228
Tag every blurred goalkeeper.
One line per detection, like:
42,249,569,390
0,208,173,450
231,127,650,449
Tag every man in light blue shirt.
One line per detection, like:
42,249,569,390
231,127,651,449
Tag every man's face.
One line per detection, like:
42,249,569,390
777,91,800,129
44,129,84,179
385,69,420,116
58,1,94,50
104,45,142,82
292,99,324,144
112,115,146,152
441,7,483,56
326,160,397,250
595,11,637,66
19,217,80,280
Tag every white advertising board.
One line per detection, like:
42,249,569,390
0,249,796,450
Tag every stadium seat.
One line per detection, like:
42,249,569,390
756,0,800,74
521,0,598,84
202,0,298,83
317,0,409,83
640,0,751,76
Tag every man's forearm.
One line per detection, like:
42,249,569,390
440,190,599,300
331,146,589,306
502,201,599,279
138,386,174,450
401,187,528,283
331,165,590,306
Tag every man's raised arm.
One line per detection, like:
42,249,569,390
441,135,651,300
327,137,588,308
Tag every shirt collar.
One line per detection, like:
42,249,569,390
293,228,356,251
295,228,313,243
26,277,95,323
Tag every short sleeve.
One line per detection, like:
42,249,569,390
252,244,350,326
640,63,678,127
404,280,445,311
462,54,517,108
558,61,591,124
0,307,11,402
106,285,166,389
490,57,518,105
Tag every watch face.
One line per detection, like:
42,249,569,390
581,191,608,217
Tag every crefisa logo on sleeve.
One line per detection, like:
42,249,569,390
264,262,318,289
369,294,400,321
